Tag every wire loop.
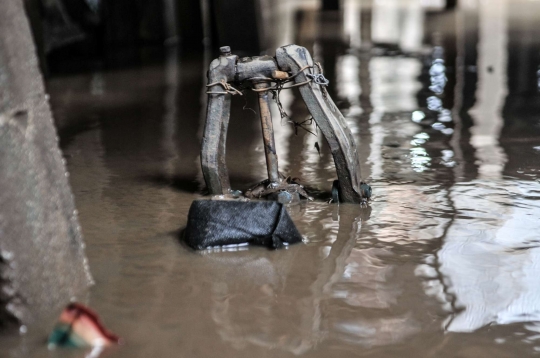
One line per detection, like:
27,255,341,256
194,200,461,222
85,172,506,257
206,79,243,95
306,73,329,86
205,62,328,136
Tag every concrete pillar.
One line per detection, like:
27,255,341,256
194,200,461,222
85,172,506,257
0,0,91,328
469,0,508,179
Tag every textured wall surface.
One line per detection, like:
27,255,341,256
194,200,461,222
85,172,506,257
0,0,92,329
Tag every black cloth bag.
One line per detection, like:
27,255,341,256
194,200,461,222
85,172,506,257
184,200,303,250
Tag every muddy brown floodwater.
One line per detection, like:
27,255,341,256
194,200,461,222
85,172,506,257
3,1,540,357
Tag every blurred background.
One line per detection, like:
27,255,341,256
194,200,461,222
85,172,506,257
26,0,540,186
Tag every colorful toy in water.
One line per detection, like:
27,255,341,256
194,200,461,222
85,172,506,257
48,303,121,348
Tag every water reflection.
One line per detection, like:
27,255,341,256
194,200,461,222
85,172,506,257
439,180,540,334
371,0,424,52
369,57,422,113
469,0,508,179
207,205,423,353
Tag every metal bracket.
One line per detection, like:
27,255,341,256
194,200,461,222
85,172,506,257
201,45,364,204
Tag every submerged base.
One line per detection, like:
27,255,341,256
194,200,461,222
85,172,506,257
183,200,303,250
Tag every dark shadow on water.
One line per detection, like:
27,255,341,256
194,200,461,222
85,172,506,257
140,174,272,195
141,174,203,194
57,119,101,150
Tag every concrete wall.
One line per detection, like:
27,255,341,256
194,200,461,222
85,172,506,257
0,0,91,329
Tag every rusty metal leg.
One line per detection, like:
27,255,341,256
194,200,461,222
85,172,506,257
201,93,232,195
254,82,280,184
276,45,363,203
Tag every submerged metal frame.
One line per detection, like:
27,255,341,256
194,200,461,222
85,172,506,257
201,44,363,203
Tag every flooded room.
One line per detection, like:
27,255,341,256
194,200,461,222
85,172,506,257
1,0,540,357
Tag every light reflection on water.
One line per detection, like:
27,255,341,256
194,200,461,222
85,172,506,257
439,180,540,333
4,0,540,357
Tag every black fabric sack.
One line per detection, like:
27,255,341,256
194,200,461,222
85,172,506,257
184,200,303,250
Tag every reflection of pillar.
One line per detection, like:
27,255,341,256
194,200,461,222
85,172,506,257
294,7,318,51
501,0,540,177
162,46,178,183
337,55,361,116
469,0,508,179
451,6,466,181
424,6,458,110
176,0,204,52
162,0,178,182
370,57,422,113
335,54,366,183
446,0,458,10
358,54,375,180
360,0,373,47
162,0,176,41
322,0,340,11
371,0,400,45
101,0,165,47
343,0,362,48
452,0,479,181
359,55,373,114
257,0,294,52
399,0,424,52
318,7,346,101
318,45,344,185
458,2,479,119
507,19,535,100
371,0,424,51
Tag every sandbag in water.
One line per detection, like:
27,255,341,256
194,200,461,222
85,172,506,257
183,200,303,250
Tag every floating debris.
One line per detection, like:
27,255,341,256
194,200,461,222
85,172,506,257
48,303,120,349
